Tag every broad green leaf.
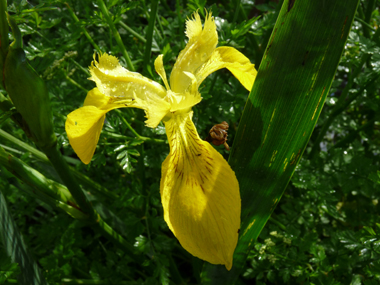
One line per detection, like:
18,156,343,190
0,191,49,285
0,147,88,220
201,0,359,283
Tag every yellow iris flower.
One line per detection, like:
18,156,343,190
65,11,257,270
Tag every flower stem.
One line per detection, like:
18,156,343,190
0,128,118,200
143,0,159,75
0,146,77,207
118,21,146,43
97,0,135,71
65,2,101,53
115,109,141,137
0,0,9,60
115,109,166,144
65,74,88,92
41,144,96,218
233,0,241,23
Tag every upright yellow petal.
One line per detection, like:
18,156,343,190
160,111,241,270
170,11,218,93
65,88,126,164
154,54,170,90
196,46,257,91
89,53,170,127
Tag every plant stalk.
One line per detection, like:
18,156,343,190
97,0,135,71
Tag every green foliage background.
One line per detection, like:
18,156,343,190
0,0,380,284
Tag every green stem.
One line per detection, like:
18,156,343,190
0,147,138,258
7,14,22,49
118,21,146,43
239,4,248,20
42,144,138,256
97,217,137,255
0,128,118,200
156,12,165,40
142,1,163,41
168,255,185,285
268,216,287,231
69,58,91,76
65,74,88,92
0,128,47,161
65,2,101,53
42,144,96,218
363,0,376,37
176,0,184,50
233,0,241,23
0,0,9,58
355,16,376,32
115,109,141,137
143,0,159,75
0,147,85,215
115,109,166,144
60,279,133,285
97,0,135,71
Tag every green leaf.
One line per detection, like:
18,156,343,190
127,148,140,157
201,0,360,283
116,149,128,160
0,191,48,284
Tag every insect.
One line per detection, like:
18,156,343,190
205,121,230,151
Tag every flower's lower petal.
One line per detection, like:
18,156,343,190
160,112,240,270
65,106,106,164
196,46,257,91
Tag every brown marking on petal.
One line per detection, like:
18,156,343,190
200,184,205,194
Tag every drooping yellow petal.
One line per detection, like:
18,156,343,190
89,53,170,127
65,88,126,164
196,46,257,91
170,11,218,93
160,111,241,270
65,106,106,164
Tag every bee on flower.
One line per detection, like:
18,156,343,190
65,10,257,270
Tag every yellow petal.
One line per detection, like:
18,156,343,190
65,106,106,164
170,11,218,93
160,111,241,270
65,88,125,164
165,71,202,113
89,53,170,127
154,54,170,90
196,46,257,91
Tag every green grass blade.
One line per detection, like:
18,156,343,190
201,0,359,283
0,191,49,285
